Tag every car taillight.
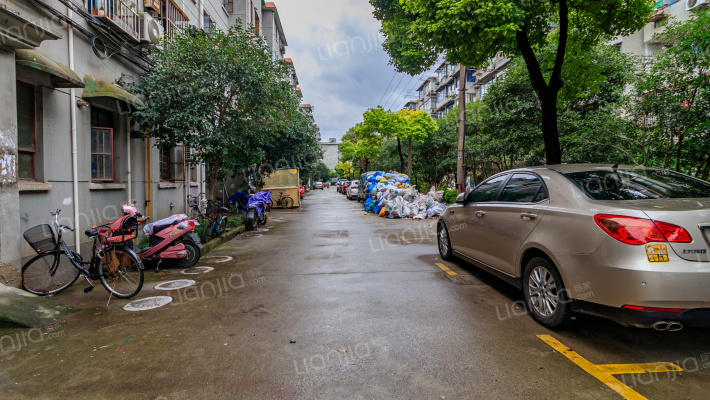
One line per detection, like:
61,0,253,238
594,214,692,245
623,305,686,313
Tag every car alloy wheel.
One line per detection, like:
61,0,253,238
528,265,558,318
437,223,453,261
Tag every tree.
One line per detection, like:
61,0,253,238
134,25,296,198
335,161,355,180
370,0,652,164
632,9,710,176
254,106,323,190
396,109,438,176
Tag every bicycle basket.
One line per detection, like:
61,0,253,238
23,224,57,254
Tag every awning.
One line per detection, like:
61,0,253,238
15,50,84,88
82,75,144,108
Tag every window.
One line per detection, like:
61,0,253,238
91,107,114,181
160,146,184,181
498,174,544,203
564,169,710,200
203,10,215,30
223,0,232,12
466,175,507,203
17,81,35,180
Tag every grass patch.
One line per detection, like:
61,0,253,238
137,235,150,250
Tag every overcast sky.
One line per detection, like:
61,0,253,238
276,0,437,143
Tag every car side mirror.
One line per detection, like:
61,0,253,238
456,193,466,204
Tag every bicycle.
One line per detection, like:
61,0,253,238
200,201,229,242
22,209,145,298
271,191,295,209
187,192,207,220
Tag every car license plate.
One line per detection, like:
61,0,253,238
646,244,669,262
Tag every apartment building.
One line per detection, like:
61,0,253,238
319,138,341,170
0,0,300,286
416,61,480,119
611,0,700,55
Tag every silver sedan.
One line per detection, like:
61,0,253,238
437,164,710,330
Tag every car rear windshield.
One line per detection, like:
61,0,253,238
564,169,710,200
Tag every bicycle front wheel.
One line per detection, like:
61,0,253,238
22,251,81,296
283,196,294,209
219,217,228,234
99,247,144,299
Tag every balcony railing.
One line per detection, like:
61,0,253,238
88,0,140,42
163,18,190,42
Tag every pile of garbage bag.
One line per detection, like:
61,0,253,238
361,171,445,219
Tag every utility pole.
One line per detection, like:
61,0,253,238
456,64,466,194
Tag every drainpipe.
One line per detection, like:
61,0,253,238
126,114,131,204
68,9,80,254
145,133,152,220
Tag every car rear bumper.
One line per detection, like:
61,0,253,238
571,300,710,328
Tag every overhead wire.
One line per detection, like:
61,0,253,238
381,73,407,110
377,71,399,106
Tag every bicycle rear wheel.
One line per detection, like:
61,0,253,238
201,220,213,242
22,251,81,296
219,217,228,235
99,246,144,299
282,196,294,209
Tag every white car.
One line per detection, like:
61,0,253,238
346,181,359,200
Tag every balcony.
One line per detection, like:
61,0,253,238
162,18,190,42
88,0,141,42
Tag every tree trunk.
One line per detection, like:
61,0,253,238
514,0,567,165
396,137,405,173
407,136,412,177
206,158,221,201
675,132,685,172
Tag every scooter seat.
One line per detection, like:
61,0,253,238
151,222,174,234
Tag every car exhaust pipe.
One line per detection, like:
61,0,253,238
653,321,669,331
651,321,684,331
667,322,684,332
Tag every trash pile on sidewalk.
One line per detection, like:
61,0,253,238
361,171,445,219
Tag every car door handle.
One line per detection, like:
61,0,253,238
475,211,486,217
520,213,537,220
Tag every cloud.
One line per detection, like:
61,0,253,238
274,0,427,141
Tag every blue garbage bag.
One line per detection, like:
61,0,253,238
374,204,383,214
364,197,373,211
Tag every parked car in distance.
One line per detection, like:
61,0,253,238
342,182,349,195
337,179,347,193
346,181,359,200
437,164,710,331
314,182,324,190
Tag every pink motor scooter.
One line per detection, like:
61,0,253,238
106,205,202,272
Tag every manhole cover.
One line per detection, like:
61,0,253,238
203,256,233,264
180,266,214,275
154,279,196,290
446,275,485,285
123,296,173,311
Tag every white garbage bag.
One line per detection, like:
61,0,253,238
143,213,189,235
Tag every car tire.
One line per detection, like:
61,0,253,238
523,257,572,329
437,222,454,261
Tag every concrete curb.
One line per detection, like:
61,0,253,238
0,284,78,328
199,224,246,254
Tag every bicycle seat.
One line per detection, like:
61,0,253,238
279,192,284,195
85,229,98,238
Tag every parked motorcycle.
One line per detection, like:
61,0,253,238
109,204,202,272
299,185,305,200
244,191,271,231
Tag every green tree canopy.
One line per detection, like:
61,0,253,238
370,0,653,164
134,25,298,198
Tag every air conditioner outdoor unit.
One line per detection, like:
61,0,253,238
140,14,164,47
687,0,709,10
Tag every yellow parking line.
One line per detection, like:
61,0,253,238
435,263,457,275
537,335,682,400
380,223,386,227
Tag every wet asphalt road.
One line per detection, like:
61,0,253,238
2,188,710,399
